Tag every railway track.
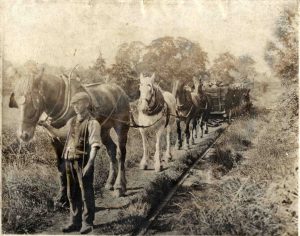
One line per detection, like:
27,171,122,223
132,121,230,236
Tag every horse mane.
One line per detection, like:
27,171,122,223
153,84,165,102
15,73,34,96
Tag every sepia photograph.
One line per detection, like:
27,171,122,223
1,0,298,235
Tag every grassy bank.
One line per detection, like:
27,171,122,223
151,87,298,235
1,115,175,233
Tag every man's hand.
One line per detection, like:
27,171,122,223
83,162,94,177
38,120,50,128
83,147,98,177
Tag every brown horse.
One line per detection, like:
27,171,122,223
173,79,202,150
192,77,212,139
9,67,130,197
224,86,251,123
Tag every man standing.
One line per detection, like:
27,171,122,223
40,92,101,234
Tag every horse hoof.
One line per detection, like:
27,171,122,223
140,164,148,170
114,189,125,198
154,165,163,172
205,130,208,134
105,183,114,191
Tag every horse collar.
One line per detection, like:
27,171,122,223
143,87,164,116
46,78,65,117
49,76,71,126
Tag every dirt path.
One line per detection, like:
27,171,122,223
37,124,225,235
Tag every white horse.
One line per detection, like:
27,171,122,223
138,73,176,172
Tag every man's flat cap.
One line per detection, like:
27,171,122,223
71,92,90,104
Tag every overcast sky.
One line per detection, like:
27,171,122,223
3,0,295,74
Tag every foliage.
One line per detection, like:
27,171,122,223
264,5,298,84
236,55,257,86
92,51,106,76
105,42,145,100
107,62,139,100
137,36,208,90
209,52,238,85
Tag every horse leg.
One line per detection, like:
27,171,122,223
52,138,68,207
195,118,199,139
204,113,209,134
164,124,172,162
191,118,197,144
154,127,164,172
113,123,129,197
139,128,149,170
198,114,204,138
183,119,191,149
192,118,197,141
101,127,117,191
228,109,232,124
176,118,182,150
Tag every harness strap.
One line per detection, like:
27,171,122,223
50,75,71,124
130,102,169,129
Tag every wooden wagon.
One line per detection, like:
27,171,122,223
205,85,228,116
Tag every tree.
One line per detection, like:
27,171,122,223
209,52,238,85
115,41,145,70
106,41,145,100
264,5,298,84
236,55,257,87
106,62,139,100
137,36,208,90
92,51,106,77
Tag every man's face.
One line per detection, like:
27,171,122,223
72,99,89,115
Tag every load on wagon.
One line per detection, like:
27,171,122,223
204,82,252,122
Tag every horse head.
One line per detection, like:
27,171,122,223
192,76,204,95
139,73,156,110
9,68,46,142
173,79,188,107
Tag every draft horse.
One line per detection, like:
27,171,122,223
173,79,203,150
192,77,212,139
9,67,130,197
138,73,176,172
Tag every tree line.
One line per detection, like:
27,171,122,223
4,5,297,99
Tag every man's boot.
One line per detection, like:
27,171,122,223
62,223,81,233
80,224,93,234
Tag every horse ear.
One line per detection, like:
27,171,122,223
34,67,45,85
193,77,198,85
9,92,18,108
150,73,155,83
